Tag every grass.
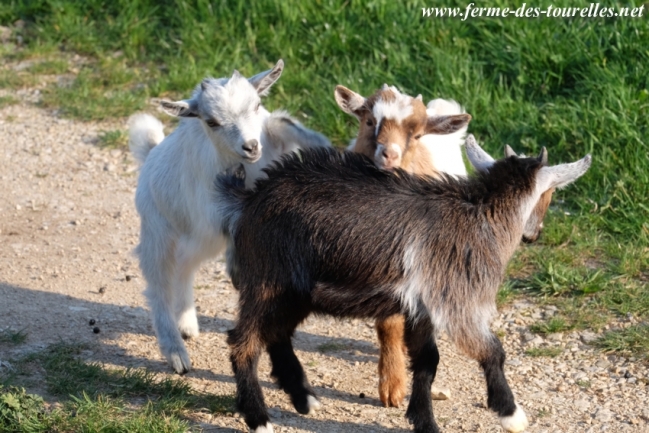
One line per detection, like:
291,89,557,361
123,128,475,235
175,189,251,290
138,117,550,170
98,129,128,149
317,342,348,353
0,0,646,359
1,342,235,432
0,95,18,109
524,347,563,358
595,325,649,359
0,329,27,346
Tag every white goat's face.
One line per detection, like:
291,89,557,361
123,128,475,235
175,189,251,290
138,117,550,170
160,60,284,163
196,75,265,162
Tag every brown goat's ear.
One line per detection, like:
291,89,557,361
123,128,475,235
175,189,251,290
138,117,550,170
425,113,471,135
505,144,517,158
334,85,367,120
538,147,548,165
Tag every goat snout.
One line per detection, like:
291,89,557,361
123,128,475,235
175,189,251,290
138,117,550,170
376,144,401,170
242,139,261,161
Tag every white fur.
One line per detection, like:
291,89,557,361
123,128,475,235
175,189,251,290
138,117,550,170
373,86,414,125
128,113,165,165
306,395,322,414
253,423,274,433
499,403,529,432
421,99,468,178
130,64,330,374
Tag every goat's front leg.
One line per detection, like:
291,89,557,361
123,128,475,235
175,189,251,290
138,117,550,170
404,316,440,433
376,314,407,407
479,334,528,432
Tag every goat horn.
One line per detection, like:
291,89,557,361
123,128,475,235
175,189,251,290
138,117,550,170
504,144,517,158
538,147,548,165
415,94,423,101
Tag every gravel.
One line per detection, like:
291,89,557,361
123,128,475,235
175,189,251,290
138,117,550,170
0,103,647,432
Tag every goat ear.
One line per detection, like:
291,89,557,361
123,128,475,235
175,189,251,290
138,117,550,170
465,134,495,172
160,100,198,118
334,85,367,120
505,144,517,158
424,113,471,135
415,94,423,101
538,147,548,165
535,155,591,191
248,59,284,96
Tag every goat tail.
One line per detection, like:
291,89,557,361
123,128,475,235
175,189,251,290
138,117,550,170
128,113,165,165
265,110,331,151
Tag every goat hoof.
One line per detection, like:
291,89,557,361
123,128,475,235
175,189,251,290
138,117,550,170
379,379,406,408
500,403,529,432
168,352,192,375
252,423,274,433
178,315,200,339
306,395,321,415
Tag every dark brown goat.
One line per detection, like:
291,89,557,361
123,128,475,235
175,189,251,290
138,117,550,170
217,136,591,433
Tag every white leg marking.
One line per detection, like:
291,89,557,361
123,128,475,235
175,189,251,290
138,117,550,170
500,403,529,432
253,423,274,433
307,395,322,414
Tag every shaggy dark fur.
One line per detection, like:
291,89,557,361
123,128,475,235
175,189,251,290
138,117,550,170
217,147,556,433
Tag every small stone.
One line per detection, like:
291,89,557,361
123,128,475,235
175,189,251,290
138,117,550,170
125,275,131,282
547,333,563,342
594,408,613,423
359,392,365,399
89,319,96,326
580,331,598,344
98,286,106,294
574,399,590,412
595,359,610,369
15,204,21,210
93,327,100,334
104,163,116,172
431,386,451,400
624,371,631,379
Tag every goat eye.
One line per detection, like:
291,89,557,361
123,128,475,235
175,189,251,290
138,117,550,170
205,119,220,128
414,134,422,140
366,119,373,126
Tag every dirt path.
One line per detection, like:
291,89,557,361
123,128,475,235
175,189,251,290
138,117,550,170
0,103,647,432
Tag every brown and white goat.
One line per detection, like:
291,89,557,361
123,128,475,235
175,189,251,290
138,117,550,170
336,84,474,407
217,138,591,433
335,84,471,175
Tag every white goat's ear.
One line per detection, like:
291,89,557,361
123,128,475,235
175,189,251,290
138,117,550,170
248,59,284,96
424,113,471,135
538,147,548,165
535,155,591,191
160,99,198,118
465,134,495,172
505,144,517,158
334,85,367,120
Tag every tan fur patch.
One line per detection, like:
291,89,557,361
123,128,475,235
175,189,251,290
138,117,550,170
376,314,407,407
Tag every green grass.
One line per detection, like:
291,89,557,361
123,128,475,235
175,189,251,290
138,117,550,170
595,325,649,359
1,343,235,432
0,95,18,108
98,129,128,149
1,0,647,354
317,342,348,353
524,347,563,358
0,329,27,346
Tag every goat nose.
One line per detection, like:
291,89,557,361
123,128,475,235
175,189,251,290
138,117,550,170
382,147,397,161
242,139,259,153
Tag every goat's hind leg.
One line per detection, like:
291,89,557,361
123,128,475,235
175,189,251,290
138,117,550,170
403,316,440,433
376,314,408,408
268,337,320,415
139,224,191,374
228,324,272,432
174,254,201,339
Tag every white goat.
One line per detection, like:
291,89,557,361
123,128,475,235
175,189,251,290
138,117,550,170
129,60,330,374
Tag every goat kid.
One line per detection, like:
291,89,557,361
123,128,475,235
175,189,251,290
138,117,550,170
129,60,330,374
336,84,471,407
335,84,470,176
218,137,591,433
